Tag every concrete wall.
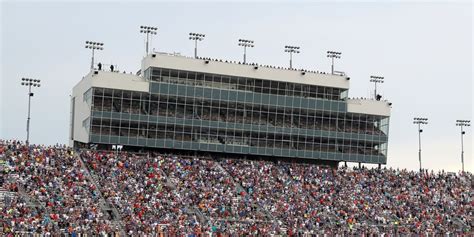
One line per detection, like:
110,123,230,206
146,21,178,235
346,99,391,117
70,71,149,146
69,73,92,146
90,71,148,92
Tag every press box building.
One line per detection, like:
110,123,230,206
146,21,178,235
70,52,391,166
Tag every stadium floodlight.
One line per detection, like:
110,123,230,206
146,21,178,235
284,45,300,69
238,39,254,64
327,51,342,75
189,32,205,58
140,25,158,55
85,41,104,70
413,117,429,172
20,78,41,148
456,120,470,172
370,76,384,100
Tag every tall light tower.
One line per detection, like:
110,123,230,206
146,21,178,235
21,78,41,146
189,32,205,58
370,76,384,100
238,39,254,64
327,51,341,74
85,41,104,70
456,120,470,172
284,45,300,69
140,25,158,55
413,117,428,172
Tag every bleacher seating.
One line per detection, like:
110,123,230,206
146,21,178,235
1,139,472,235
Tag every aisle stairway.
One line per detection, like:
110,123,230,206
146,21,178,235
0,187,10,208
214,161,279,226
154,158,211,226
77,154,127,236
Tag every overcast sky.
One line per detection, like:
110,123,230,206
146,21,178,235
1,1,472,172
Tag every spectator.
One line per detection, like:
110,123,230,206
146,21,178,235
1,139,472,235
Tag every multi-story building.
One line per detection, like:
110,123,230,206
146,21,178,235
70,52,391,166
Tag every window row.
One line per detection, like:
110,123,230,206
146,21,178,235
92,93,389,136
89,120,387,156
148,67,347,101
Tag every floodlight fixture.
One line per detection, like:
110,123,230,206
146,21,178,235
189,32,206,58
370,75,385,99
140,25,158,55
327,51,342,74
284,45,300,69
85,41,104,70
238,38,254,63
413,117,429,172
20,77,41,147
456,119,470,172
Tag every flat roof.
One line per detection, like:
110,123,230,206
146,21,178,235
142,52,350,89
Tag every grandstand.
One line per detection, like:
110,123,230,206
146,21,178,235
7,31,472,237
70,51,391,167
1,140,472,235
2,1,472,235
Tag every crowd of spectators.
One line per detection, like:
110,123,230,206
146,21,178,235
80,151,279,235
158,154,276,234
1,139,472,235
221,160,473,235
80,150,202,235
0,140,119,235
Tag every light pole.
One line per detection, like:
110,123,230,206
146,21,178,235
140,25,158,55
413,117,428,172
284,45,300,69
238,39,254,64
21,78,41,146
370,76,384,100
85,41,104,70
456,120,470,172
327,51,341,74
189,32,205,58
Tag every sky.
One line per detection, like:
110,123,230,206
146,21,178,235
0,1,472,172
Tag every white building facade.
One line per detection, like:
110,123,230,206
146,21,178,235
70,52,391,165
